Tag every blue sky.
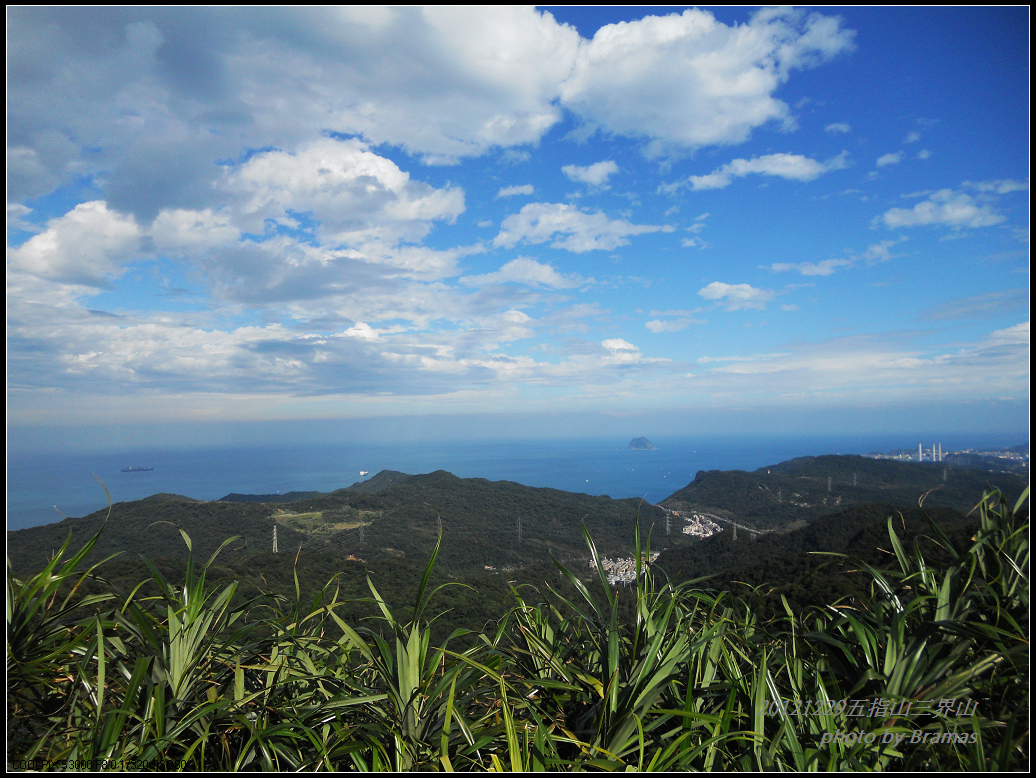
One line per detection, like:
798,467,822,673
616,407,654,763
7,7,1029,449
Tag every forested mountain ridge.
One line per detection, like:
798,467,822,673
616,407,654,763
653,502,976,611
6,470,669,577
8,456,1026,636
662,454,1026,531
9,457,1025,580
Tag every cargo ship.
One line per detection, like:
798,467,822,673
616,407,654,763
121,466,154,472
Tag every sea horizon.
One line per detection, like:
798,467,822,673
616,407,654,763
6,431,1024,532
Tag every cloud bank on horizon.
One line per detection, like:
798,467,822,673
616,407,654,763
6,6,1029,436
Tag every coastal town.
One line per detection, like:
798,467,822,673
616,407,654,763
589,552,661,585
588,509,724,584
866,443,1028,474
675,510,723,539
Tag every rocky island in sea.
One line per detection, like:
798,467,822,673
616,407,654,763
629,437,657,450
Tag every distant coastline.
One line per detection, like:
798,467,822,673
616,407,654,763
7,433,1027,531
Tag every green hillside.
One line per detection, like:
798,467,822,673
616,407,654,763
654,502,974,614
661,454,1026,531
6,470,672,579
7,483,1027,771
8,456,1027,638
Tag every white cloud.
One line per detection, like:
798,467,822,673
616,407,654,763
878,189,1006,230
863,239,903,262
8,6,857,218
685,151,847,190
238,7,582,164
765,239,904,277
223,138,465,245
698,281,775,310
150,208,241,252
562,160,619,186
876,152,903,167
7,201,141,286
687,330,1029,405
963,179,1029,194
917,149,931,160
460,257,588,289
7,203,43,234
602,338,638,351
825,122,851,133
559,8,854,150
494,202,663,252
646,318,702,333
344,322,380,340
682,237,709,249
768,258,855,276
987,321,1028,346
905,131,921,143
497,184,534,198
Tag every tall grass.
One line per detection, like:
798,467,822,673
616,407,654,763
7,488,1027,770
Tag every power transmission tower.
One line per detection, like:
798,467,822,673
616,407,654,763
273,525,278,554
665,512,671,536
516,514,522,547
828,476,832,492
358,519,364,546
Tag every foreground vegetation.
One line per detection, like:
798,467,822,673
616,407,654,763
7,488,1028,770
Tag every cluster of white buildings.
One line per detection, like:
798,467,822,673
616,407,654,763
679,512,723,539
589,552,660,585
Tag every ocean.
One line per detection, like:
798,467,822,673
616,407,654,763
5,432,1014,531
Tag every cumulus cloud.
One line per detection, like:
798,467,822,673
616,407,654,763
825,122,851,133
559,7,855,150
765,239,904,277
562,160,618,186
150,208,241,253
862,239,904,262
7,201,142,286
963,179,1029,194
7,204,43,235
7,6,855,212
223,138,465,244
878,189,1006,230
698,281,775,310
987,321,1028,346
876,152,903,167
646,317,702,333
768,258,855,276
343,322,380,340
460,257,588,289
683,151,847,190
497,184,534,198
494,202,663,252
